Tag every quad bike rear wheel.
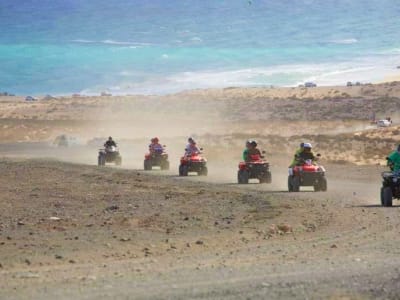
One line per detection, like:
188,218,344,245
381,186,393,207
115,156,122,166
238,170,249,184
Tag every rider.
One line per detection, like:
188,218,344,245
104,136,117,148
242,140,252,161
149,137,164,155
387,145,400,172
185,137,200,156
289,142,304,168
288,142,315,176
243,140,261,162
296,143,316,163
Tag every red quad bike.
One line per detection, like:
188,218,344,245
179,150,208,176
288,157,327,192
238,153,272,184
98,146,122,166
144,147,170,171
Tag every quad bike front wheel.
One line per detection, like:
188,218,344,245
260,171,272,184
98,155,106,166
381,186,393,207
318,177,327,192
288,176,293,192
144,160,152,171
289,176,300,192
238,170,249,184
160,160,170,171
199,166,208,176
179,164,188,176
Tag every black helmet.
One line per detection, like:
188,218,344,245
251,140,257,147
300,142,305,148
108,136,112,140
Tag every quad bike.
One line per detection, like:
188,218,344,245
144,147,170,171
381,168,400,207
237,153,271,184
54,134,68,147
98,146,122,166
288,158,327,192
380,171,400,207
179,150,208,176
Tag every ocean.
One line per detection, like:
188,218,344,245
0,0,399,95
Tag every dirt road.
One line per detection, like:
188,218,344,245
0,149,399,299
0,86,400,299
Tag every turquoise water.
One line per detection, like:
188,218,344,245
1,0,400,95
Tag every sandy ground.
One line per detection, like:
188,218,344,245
0,82,400,299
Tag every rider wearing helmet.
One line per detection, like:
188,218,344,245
288,142,315,175
296,142,316,163
387,145,400,172
185,137,200,156
149,137,164,155
243,140,261,162
104,136,117,148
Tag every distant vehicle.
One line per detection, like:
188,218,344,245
304,82,317,88
237,152,271,184
98,146,122,166
288,156,327,192
179,150,208,176
144,146,170,171
347,81,362,87
54,135,68,147
377,119,392,127
87,137,108,147
42,94,56,100
53,135,79,147
25,96,37,101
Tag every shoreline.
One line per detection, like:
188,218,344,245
3,80,400,100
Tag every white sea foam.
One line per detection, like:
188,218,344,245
79,53,400,96
71,39,97,43
190,37,203,43
330,38,358,45
71,39,152,47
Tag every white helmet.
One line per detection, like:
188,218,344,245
303,142,312,149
